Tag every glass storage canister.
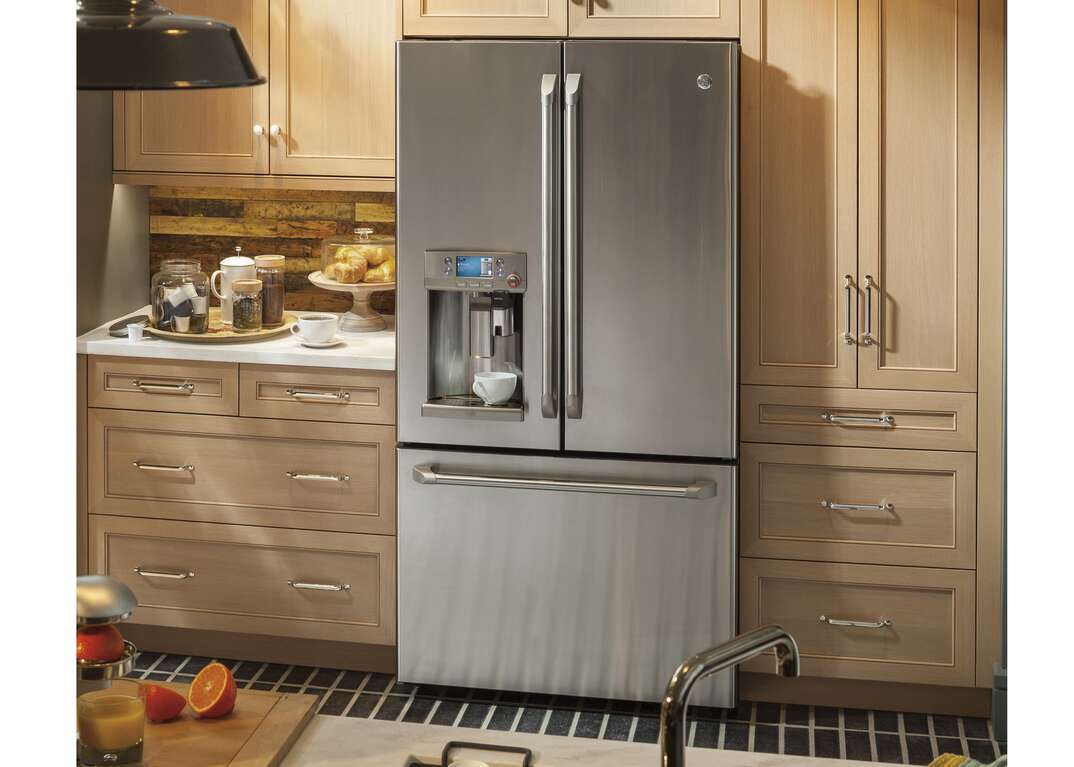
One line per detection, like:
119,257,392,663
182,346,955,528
151,259,209,333
254,255,286,327
321,227,396,284
231,279,263,332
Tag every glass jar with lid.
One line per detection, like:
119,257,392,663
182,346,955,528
254,255,286,327
231,279,263,332
151,259,209,333
321,227,396,284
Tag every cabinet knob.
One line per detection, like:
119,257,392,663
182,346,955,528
270,124,281,138
253,124,265,137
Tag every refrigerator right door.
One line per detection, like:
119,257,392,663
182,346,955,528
563,42,738,460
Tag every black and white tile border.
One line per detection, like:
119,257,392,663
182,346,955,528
126,653,1007,765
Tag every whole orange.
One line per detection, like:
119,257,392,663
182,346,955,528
140,684,187,723
76,625,125,663
188,662,237,719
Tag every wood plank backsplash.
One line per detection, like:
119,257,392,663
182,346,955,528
149,187,396,314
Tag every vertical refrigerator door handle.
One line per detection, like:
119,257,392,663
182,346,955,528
564,73,582,420
540,73,559,419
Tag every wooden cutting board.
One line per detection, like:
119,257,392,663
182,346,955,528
109,680,317,767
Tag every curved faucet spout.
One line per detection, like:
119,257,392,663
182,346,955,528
659,625,800,767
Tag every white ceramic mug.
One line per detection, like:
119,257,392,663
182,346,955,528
291,313,340,344
472,371,517,405
210,255,256,325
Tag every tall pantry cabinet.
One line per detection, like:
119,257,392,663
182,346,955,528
738,0,999,706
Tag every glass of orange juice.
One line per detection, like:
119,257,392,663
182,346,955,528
77,688,145,765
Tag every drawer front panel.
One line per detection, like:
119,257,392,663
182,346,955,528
741,386,977,451
88,356,239,416
739,558,975,686
89,409,396,534
89,515,395,645
239,365,395,425
741,444,976,568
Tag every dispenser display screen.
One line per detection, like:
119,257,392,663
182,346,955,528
456,255,494,278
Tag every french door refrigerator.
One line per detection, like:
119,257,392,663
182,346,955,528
396,40,738,707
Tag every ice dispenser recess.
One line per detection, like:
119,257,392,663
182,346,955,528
423,250,527,421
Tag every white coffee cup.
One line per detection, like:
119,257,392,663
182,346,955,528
126,323,144,344
210,255,256,325
472,371,517,405
291,313,340,344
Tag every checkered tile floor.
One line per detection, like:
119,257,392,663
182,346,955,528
126,652,1007,765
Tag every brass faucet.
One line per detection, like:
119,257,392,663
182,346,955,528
659,626,800,767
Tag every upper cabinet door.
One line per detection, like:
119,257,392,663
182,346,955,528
858,0,978,392
740,0,858,388
403,0,568,37
568,0,739,38
269,0,398,178
117,0,269,174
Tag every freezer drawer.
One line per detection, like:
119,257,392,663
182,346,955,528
398,448,735,707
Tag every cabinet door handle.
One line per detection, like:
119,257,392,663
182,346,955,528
819,615,893,630
253,124,265,137
288,580,350,592
862,274,877,346
286,471,350,482
132,379,195,395
841,275,854,345
133,461,194,473
285,387,350,402
134,567,194,580
540,73,559,419
821,500,895,513
270,124,281,138
821,412,894,426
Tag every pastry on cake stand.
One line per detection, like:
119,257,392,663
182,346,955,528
308,271,395,332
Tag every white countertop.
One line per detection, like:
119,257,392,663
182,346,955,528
281,718,886,767
76,306,395,370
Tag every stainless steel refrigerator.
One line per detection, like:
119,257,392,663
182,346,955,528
396,40,738,707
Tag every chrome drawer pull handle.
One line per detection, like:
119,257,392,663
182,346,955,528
862,274,877,346
285,388,350,402
821,412,895,426
413,464,715,500
288,580,350,592
286,471,351,482
821,500,895,513
132,379,195,395
134,567,194,580
133,461,194,473
841,274,854,345
819,615,893,630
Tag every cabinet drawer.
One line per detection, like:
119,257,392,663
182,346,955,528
741,444,976,568
741,386,976,451
739,558,975,686
89,515,395,645
88,409,395,535
239,365,395,425
88,356,239,416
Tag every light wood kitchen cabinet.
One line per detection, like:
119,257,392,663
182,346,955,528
114,0,398,182
239,364,396,425
858,0,978,393
268,0,399,178
115,0,270,174
402,0,568,37
740,0,857,388
87,356,240,416
568,0,739,38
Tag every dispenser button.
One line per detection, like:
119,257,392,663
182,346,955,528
506,273,522,289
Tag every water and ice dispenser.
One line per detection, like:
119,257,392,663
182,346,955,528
422,250,527,420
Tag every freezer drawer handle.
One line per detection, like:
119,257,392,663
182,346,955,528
133,567,194,580
412,464,716,500
820,500,895,513
288,580,351,592
819,615,893,630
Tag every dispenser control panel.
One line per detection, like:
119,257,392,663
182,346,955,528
424,250,527,293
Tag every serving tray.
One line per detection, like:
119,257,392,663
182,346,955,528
146,308,298,343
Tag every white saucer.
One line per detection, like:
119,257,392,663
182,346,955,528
298,335,345,349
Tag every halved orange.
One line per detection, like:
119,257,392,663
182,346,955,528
188,662,237,718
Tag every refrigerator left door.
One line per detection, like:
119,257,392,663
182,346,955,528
397,447,736,708
397,41,563,451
